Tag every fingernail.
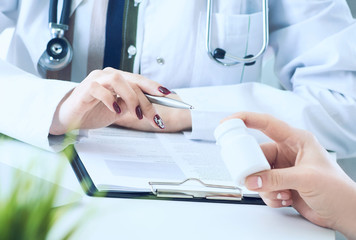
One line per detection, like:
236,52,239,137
277,193,282,200
113,102,121,114
154,114,165,129
158,86,171,95
246,176,262,189
136,106,143,120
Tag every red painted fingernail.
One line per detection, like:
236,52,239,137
136,106,143,120
154,114,165,129
158,86,171,95
113,102,121,114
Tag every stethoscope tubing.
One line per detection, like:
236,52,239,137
43,0,268,71
206,0,269,66
49,0,71,25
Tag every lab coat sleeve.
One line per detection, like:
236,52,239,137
175,0,356,159
0,59,79,152
0,0,18,31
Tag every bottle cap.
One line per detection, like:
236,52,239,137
214,119,246,143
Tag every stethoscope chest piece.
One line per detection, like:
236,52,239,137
39,36,73,71
47,38,69,60
38,0,73,72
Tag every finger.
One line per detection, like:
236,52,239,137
88,81,119,114
118,70,172,96
223,112,298,143
99,71,140,118
260,190,292,201
245,167,305,192
131,83,165,129
261,197,294,208
289,191,320,224
103,68,172,96
115,97,128,112
260,142,278,166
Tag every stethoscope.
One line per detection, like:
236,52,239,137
38,0,73,71
38,0,269,72
206,0,269,66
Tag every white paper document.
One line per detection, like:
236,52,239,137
74,127,258,197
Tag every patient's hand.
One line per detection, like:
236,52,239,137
224,112,356,239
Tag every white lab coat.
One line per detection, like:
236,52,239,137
0,0,356,158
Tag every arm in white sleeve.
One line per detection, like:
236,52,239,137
0,59,79,152
176,0,356,159
0,0,17,31
176,81,356,159
269,0,356,158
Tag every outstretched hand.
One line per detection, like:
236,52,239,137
223,112,356,238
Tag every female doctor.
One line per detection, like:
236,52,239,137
0,0,356,157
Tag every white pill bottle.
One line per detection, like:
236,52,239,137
214,118,270,186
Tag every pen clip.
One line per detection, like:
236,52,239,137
149,178,243,201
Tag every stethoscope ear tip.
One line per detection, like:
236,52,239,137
212,48,256,66
244,54,256,66
213,48,226,59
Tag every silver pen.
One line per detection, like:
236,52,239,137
145,94,194,109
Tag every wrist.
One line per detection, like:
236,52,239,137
333,181,356,239
49,90,73,135
165,108,192,132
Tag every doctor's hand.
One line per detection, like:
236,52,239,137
113,93,192,133
49,68,171,135
224,112,356,239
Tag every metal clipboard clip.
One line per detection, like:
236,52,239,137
149,178,243,201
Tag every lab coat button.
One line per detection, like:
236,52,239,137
134,0,142,7
156,57,165,65
127,45,137,58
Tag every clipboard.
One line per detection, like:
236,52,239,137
65,145,265,205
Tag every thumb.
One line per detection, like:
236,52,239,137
245,167,303,192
